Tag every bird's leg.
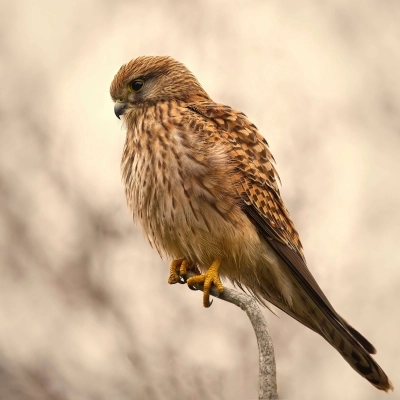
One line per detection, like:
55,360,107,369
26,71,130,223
168,259,192,284
186,259,224,308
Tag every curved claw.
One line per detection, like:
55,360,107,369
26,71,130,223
168,259,191,285
206,298,213,308
168,274,180,285
186,259,224,308
188,284,199,291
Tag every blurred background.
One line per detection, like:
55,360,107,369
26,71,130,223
0,0,399,399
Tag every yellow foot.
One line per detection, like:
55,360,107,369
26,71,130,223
186,259,224,308
168,259,191,284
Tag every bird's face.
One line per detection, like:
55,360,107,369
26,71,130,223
110,56,210,119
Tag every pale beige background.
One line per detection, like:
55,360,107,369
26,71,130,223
0,1,399,399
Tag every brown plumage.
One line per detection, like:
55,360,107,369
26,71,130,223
110,56,393,392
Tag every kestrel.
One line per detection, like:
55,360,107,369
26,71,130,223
110,56,393,392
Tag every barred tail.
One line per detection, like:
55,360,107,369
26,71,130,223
255,282,393,392
321,318,393,392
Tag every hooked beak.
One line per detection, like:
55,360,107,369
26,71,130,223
114,102,127,119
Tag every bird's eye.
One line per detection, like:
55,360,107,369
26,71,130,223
128,79,144,92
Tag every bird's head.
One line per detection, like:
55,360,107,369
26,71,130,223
110,56,210,119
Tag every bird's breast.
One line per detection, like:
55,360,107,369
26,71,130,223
120,104,260,270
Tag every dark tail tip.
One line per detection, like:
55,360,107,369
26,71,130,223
372,377,394,392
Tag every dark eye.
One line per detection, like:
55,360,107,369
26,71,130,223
128,79,144,92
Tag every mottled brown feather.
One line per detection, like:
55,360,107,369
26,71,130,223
187,101,391,390
110,56,393,392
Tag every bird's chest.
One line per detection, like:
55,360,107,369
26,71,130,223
121,111,244,264
122,119,213,256
123,126,180,231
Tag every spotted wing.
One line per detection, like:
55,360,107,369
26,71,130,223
188,102,347,321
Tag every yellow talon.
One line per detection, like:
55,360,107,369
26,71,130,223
168,258,191,284
180,259,190,276
187,259,224,307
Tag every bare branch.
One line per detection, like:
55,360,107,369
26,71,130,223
185,272,278,400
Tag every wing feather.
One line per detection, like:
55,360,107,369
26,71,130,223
187,102,375,354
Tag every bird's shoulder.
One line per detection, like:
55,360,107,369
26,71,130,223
186,101,304,257
186,102,279,187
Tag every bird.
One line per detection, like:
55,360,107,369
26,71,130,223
110,56,393,392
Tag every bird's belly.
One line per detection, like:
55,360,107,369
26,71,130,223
129,156,259,272
126,147,294,307
143,188,282,294
143,181,250,265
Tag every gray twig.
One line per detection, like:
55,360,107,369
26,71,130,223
185,271,278,400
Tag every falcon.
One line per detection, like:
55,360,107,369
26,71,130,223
110,56,393,392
